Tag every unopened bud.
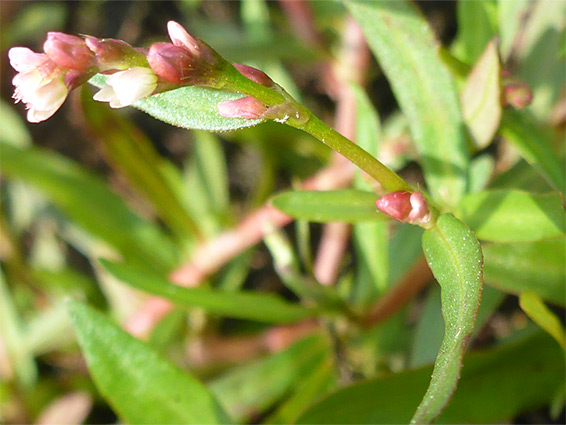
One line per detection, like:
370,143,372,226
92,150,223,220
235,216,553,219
43,32,95,71
375,191,412,221
147,42,197,84
407,192,431,223
233,63,274,87
85,37,146,70
376,191,431,225
167,21,200,56
166,21,223,67
217,96,267,120
502,80,533,109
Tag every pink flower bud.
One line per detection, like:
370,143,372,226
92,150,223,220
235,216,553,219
408,192,431,223
233,63,274,87
165,21,224,76
43,32,95,71
217,96,267,120
375,191,412,221
85,37,146,70
147,42,197,84
502,81,533,109
167,21,200,56
376,191,431,225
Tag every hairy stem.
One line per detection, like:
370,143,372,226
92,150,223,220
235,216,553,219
288,113,412,193
225,67,412,193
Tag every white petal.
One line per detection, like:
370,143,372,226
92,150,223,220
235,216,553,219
93,85,117,103
110,67,157,106
9,47,47,72
32,79,68,111
13,70,44,103
167,21,199,55
27,106,58,123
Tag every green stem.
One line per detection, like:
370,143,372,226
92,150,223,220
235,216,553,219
224,67,412,193
287,113,412,193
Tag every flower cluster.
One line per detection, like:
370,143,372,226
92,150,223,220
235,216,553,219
9,21,270,123
9,32,96,122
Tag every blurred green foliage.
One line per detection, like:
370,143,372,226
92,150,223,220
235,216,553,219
1,1,564,424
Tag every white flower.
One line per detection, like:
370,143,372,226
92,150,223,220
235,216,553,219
9,47,48,73
93,67,158,108
9,47,69,123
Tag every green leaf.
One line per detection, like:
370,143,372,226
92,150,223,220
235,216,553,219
100,260,315,324
520,292,566,350
468,154,495,193
67,300,229,424
410,286,445,369
346,0,469,207
81,89,200,239
296,332,564,424
263,228,348,312
410,285,505,369
461,38,502,149
351,82,389,301
0,270,37,388
512,0,566,120
184,131,231,235
264,359,336,424
451,0,497,64
490,159,556,194
413,214,483,423
388,224,424,286
271,190,384,223
192,132,230,215
500,109,565,193
21,301,74,356
483,238,566,306
498,0,530,60
88,74,263,132
0,143,177,271
210,335,328,422
0,101,31,148
458,190,565,243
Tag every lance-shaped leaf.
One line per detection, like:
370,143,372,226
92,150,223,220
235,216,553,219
296,332,564,424
351,82,390,300
484,238,566,306
271,190,384,223
210,335,329,422
89,74,263,132
67,300,229,424
520,292,566,350
346,0,469,208
500,109,565,193
461,39,501,149
412,214,483,423
81,89,200,238
451,0,497,64
0,143,177,271
100,260,315,324
458,190,565,243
